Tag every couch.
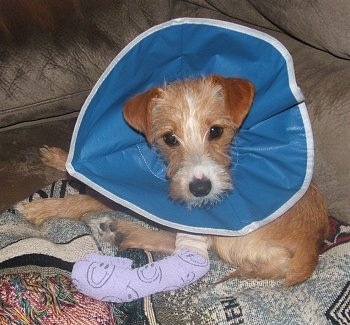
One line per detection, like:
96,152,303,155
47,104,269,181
0,1,349,324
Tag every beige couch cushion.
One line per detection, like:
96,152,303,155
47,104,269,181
249,0,350,58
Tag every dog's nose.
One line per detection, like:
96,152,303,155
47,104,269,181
189,177,212,197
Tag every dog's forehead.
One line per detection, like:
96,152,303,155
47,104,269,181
153,78,228,126
166,78,223,105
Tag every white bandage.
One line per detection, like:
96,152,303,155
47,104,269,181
175,232,209,258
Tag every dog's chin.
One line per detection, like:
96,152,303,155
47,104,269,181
171,185,233,208
185,194,225,208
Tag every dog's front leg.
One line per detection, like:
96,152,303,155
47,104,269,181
17,194,112,226
98,218,177,254
72,223,210,303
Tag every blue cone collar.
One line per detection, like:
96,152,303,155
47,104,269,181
67,18,313,236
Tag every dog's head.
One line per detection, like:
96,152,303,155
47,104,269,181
123,75,254,206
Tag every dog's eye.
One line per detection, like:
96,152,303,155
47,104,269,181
208,126,223,140
163,133,179,147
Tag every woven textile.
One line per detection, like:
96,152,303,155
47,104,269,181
0,180,349,324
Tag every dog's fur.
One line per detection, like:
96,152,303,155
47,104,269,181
18,75,329,287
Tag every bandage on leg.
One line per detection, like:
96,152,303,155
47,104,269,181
71,244,209,303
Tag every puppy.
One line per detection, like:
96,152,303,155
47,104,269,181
19,75,329,287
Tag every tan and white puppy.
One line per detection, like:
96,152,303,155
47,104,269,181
19,76,329,287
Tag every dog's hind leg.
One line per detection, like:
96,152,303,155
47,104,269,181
18,146,114,225
40,145,68,171
283,185,329,286
284,242,319,287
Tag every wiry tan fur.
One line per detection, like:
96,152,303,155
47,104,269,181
18,75,329,287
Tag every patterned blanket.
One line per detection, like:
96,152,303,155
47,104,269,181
0,180,349,324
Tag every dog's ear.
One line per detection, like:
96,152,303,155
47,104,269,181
123,88,161,143
212,76,254,128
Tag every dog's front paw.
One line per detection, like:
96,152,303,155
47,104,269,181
16,200,55,226
98,218,135,249
97,218,149,251
97,217,176,253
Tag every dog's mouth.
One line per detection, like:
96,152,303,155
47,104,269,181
168,162,233,207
